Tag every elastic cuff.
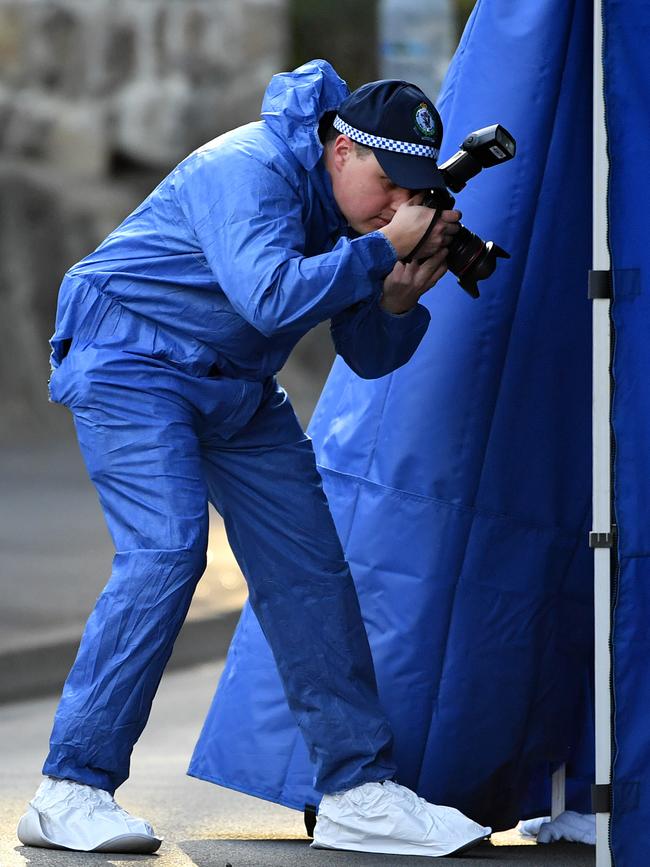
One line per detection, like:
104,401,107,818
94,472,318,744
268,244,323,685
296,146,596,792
350,230,399,279
373,231,399,262
378,302,421,319
378,302,431,332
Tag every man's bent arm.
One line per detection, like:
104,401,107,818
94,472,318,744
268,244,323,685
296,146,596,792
172,148,397,338
330,295,431,379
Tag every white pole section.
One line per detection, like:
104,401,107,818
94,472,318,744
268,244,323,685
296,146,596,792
551,764,566,819
593,0,612,864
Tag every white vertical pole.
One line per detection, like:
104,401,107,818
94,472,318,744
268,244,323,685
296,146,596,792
593,0,613,864
551,764,566,819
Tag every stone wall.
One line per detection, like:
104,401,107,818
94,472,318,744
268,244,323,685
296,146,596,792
0,0,289,439
0,0,287,175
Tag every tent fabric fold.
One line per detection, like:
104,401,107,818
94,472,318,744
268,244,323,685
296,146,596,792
190,0,597,834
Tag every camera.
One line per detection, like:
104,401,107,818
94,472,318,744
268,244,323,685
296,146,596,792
408,124,516,299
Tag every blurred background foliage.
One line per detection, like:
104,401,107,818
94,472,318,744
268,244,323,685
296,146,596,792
290,0,476,90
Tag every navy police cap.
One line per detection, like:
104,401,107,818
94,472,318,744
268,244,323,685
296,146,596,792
334,80,446,191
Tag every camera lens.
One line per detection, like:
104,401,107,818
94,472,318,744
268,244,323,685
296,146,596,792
447,227,510,298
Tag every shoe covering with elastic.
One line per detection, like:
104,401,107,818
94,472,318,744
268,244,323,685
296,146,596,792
520,811,596,845
311,780,491,857
16,777,162,853
519,815,550,837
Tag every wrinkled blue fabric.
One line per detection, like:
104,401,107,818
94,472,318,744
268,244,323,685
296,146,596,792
191,2,596,831
606,0,650,864
43,58,438,795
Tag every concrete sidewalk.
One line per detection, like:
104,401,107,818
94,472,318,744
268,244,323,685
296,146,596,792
0,428,247,703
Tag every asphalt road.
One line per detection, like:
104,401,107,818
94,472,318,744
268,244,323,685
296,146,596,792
0,661,594,867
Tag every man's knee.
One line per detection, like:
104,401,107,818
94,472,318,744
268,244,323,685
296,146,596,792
106,543,208,603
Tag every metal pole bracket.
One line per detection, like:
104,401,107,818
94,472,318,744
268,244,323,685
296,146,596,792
589,270,612,299
590,529,616,548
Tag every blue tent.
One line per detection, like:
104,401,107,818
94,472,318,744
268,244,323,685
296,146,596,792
606,0,650,863
190,1,646,863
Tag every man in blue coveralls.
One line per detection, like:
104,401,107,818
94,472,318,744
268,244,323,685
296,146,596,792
17,60,491,857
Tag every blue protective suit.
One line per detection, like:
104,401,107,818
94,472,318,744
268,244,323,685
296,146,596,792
43,59,431,795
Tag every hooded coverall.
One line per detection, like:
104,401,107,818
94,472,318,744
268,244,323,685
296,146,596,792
43,60,432,796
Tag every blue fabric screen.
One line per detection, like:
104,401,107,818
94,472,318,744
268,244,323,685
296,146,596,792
308,0,595,829
607,0,650,864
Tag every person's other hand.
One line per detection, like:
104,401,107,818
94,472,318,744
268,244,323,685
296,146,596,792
378,196,461,260
380,249,449,314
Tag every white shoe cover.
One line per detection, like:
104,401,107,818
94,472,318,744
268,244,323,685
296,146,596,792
519,815,551,837
519,812,596,845
311,780,491,857
16,777,162,853
537,812,596,845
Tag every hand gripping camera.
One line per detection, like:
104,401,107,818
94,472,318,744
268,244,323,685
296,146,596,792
407,124,516,298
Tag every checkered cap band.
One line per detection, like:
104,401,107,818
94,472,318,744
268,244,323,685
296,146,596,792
333,115,439,160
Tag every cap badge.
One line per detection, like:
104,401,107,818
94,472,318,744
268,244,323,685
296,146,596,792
414,102,437,140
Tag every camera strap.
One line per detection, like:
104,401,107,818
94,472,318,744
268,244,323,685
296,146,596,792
402,209,441,263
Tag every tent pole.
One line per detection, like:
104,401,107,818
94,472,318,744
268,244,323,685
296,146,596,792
551,764,565,819
593,0,612,864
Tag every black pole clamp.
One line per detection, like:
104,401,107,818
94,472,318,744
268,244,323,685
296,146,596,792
588,270,612,299
591,783,611,813
589,525,617,548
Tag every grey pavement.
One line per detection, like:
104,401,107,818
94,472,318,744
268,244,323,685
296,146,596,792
0,661,594,867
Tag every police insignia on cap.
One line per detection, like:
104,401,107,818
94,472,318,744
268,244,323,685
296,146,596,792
414,102,436,139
